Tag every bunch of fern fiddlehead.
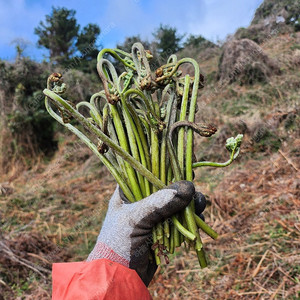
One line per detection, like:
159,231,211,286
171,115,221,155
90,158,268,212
43,43,243,267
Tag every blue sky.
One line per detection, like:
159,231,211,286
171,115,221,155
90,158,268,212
0,0,264,61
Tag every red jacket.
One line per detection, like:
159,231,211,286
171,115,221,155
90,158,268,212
52,259,152,300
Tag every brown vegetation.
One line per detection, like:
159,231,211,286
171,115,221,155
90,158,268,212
0,18,299,300
218,39,281,85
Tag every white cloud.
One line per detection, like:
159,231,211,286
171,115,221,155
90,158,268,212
198,0,264,41
0,0,47,59
96,0,263,46
0,0,264,60
0,0,45,42
97,0,206,43
94,0,152,44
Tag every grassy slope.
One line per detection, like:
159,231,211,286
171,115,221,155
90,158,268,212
0,32,299,299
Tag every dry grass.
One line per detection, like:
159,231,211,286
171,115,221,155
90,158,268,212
218,38,281,85
148,139,300,299
0,32,299,299
0,136,115,299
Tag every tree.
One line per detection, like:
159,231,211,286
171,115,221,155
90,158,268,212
116,35,150,54
10,38,30,60
153,24,184,59
76,24,101,60
114,35,157,71
34,7,79,64
74,24,101,72
184,34,216,50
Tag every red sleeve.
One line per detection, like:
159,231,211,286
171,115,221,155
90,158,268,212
52,258,152,300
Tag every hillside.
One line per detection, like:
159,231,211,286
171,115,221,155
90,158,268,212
0,3,300,300
252,0,300,27
235,0,300,44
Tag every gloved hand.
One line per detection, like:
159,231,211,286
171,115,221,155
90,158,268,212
87,180,206,286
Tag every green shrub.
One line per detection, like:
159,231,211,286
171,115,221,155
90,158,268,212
252,126,282,153
0,58,57,170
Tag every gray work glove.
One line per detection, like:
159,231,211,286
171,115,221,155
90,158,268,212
87,180,206,286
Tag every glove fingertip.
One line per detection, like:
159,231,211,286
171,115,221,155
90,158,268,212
199,213,205,222
166,180,195,202
194,192,207,215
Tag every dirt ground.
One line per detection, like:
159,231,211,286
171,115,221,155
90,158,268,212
0,32,299,299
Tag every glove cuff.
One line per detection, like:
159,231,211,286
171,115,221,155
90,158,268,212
87,241,129,268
